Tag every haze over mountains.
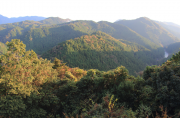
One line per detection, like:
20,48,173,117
155,21,180,39
0,15,180,75
0,14,46,24
115,17,179,46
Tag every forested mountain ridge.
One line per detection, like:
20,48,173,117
0,19,160,54
42,31,164,75
68,20,160,50
0,17,72,42
0,18,74,54
115,17,180,46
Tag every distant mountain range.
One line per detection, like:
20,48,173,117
40,17,71,24
0,15,46,24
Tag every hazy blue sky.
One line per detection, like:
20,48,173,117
1,0,180,25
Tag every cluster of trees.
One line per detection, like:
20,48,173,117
0,39,180,118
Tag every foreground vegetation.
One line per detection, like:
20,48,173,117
0,39,180,118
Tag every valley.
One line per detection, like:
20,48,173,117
0,16,179,75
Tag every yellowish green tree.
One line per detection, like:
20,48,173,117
0,39,58,96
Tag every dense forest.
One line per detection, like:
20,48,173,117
0,39,180,118
0,16,180,117
42,31,164,75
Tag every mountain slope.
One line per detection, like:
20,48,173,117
155,21,180,39
61,20,160,50
42,31,164,75
115,17,180,46
98,21,159,49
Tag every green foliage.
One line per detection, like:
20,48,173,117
0,39,58,96
136,104,152,118
80,93,137,118
0,95,26,118
0,38,180,117
142,51,180,115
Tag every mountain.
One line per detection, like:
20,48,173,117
115,17,180,46
0,14,46,24
0,20,160,54
155,21,180,39
39,17,71,24
97,21,159,49
0,15,9,25
42,31,164,75
67,20,159,50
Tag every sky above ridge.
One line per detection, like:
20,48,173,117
1,0,180,25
